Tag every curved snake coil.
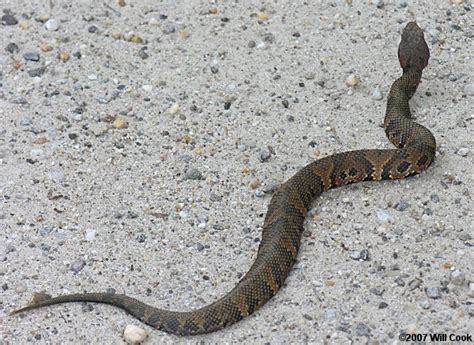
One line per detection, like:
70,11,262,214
13,22,436,336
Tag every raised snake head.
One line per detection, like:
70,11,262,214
398,21,430,71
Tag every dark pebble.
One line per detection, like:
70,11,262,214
224,101,231,110
196,243,205,251
378,302,388,309
394,200,410,211
5,42,19,53
23,52,40,62
2,14,18,25
68,133,78,139
28,67,46,77
430,194,440,203
210,66,219,74
248,40,256,48
282,99,289,108
106,288,116,294
360,249,370,261
136,234,146,243
88,25,98,33
185,168,203,180
70,259,86,273
138,49,149,59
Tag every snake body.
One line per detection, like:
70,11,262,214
13,22,435,336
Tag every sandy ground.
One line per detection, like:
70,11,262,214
1,0,473,344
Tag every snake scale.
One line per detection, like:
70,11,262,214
13,22,436,336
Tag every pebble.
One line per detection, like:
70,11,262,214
20,116,32,126
148,17,159,26
2,14,18,25
469,282,474,298
355,322,371,336
58,52,70,62
450,269,465,285
430,194,440,203
345,74,360,87
463,84,474,96
449,0,464,4
123,324,148,345
394,200,410,211
378,302,388,309
113,118,129,129
168,103,180,114
256,11,269,21
39,227,51,237
5,42,19,53
70,259,86,273
184,168,203,180
44,18,60,31
28,67,46,77
419,299,431,309
349,249,369,261
376,210,392,223
15,285,27,293
324,308,336,319
142,84,152,92
23,52,40,62
425,287,441,299
85,229,96,241
371,86,383,100
48,169,64,180
260,146,272,162
456,147,469,157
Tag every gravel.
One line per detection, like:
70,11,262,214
3,1,471,344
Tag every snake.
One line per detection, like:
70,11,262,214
12,22,436,336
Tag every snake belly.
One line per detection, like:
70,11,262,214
12,22,436,336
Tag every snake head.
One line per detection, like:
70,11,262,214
398,21,429,71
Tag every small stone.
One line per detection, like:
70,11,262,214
419,299,431,309
449,0,464,4
136,234,146,243
463,84,474,96
371,86,383,100
2,14,18,25
124,324,148,345
324,308,336,319
179,30,190,39
23,52,40,62
88,25,98,33
88,74,98,80
168,103,180,114
33,137,49,145
355,322,371,336
20,116,32,126
376,210,392,223
5,42,19,53
456,147,469,157
138,49,149,59
129,35,143,44
425,287,441,299
184,168,202,180
44,18,60,31
450,269,465,285
85,229,96,241
28,67,46,77
148,17,159,26
40,44,53,52
112,117,129,129
70,259,86,273
394,200,410,211
372,0,384,8
58,52,70,62
142,84,152,92
345,74,360,87
430,194,440,203
15,285,27,293
250,179,261,189
256,11,269,21
378,301,388,309
260,146,272,162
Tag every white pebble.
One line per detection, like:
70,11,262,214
168,103,180,114
44,18,60,31
456,147,469,157
371,86,383,100
450,0,464,4
148,17,159,26
376,210,392,223
88,74,98,80
85,229,96,241
450,269,465,285
345,74,360,87
463,84,474,96
142,84,153,92
124,324,148,345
